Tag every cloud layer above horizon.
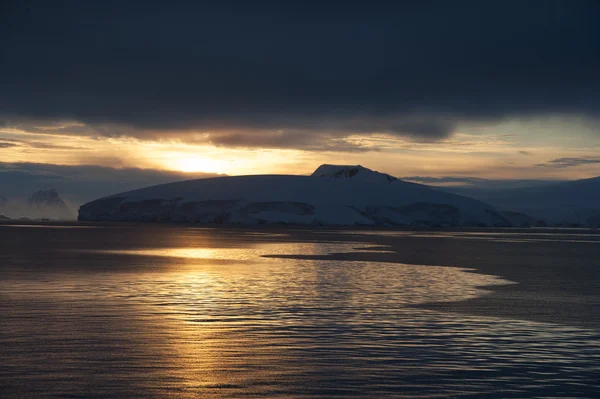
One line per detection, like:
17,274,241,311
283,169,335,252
2,0,600,183
1,0,599,147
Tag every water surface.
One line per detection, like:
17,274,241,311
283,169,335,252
1,224,599,398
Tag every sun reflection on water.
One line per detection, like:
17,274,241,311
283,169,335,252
3,231,600,398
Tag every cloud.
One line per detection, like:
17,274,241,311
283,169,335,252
1,1,599,148
519,150,533,155
403,176,560,191
0,162,220,207
205,130,381,152
2,115,453,152
0,135,88,150
24,141,87,150
536,157,600,168
402,176,488,186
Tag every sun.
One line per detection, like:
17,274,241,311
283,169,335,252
169,155,225,173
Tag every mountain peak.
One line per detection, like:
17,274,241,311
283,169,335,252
28,189,63,206
27,189,74,219
311,164,398,183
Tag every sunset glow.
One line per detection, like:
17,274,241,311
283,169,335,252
2,120,600,182
166,155,227,174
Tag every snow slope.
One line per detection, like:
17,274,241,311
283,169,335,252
444,176,600,227
79,165,509,226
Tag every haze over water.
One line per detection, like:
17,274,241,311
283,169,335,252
1,224,600,398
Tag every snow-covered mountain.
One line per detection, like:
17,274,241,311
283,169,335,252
22,189,75,220
312,164,398,183
455,176,600,227
79,165,509,226
438,176,600,227
0,190,74,220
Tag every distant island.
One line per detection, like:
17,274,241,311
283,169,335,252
78,164,600,227
0,189,74,221
79,165,511,226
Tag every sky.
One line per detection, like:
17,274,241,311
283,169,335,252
1,0,600,206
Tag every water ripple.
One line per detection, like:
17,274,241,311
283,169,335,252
1,233,599,398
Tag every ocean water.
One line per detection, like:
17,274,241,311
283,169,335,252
1,224,599,398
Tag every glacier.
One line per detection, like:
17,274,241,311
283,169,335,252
79,165,510,227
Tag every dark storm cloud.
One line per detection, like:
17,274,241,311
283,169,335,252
536,157,600,168
1,0,599,144
207,131,379,152
0,162,220,207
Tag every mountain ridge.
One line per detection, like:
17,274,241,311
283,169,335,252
441,175,600,226
79,164,509,227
